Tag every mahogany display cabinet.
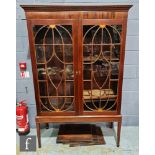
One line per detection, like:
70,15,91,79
21,4,132,148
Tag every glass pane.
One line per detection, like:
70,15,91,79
44,28,53,44
54,45,64,62
111,62,119,79
45,45,53,62
66,64,74,80
66,82,74,96
93,28,111,44
84,99,117,111
35,45,44,63
93,60,110,87
84,82,91,90
111,25,122,43
83,45,92,61
83,64,91,80
56,25,72,44
83,25,97,44
40,97,74,112
48,80,56,96
64,45,73,62
37,64,46,80
111,81,118,95
33,26,49,44
40,98,54,111
112,45,120,60
39,82,47,96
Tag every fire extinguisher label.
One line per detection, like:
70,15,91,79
18,128,25,132
16,115,23,120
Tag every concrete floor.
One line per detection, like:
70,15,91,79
16,126,139,155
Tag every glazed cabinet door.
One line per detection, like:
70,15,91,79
28,20,78,115
80,19,125,115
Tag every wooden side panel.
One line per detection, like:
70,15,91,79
26,20,41,114
117,18,128,114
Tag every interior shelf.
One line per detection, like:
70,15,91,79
83,56,119,62
83,89,117,100
83,43,121,46
35,44,72,46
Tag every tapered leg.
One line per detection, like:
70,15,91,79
117,120,122,147
109,122,113,128
36,123,41,148
45,123,49,129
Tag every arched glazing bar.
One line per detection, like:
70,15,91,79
33,24,74,112
83,24,121,111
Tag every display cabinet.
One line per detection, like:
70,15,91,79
21,4,132,147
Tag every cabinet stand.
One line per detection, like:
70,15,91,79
36,115,122,147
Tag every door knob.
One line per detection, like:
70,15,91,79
75,71,81,75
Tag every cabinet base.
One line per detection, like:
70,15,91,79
35,115,122,148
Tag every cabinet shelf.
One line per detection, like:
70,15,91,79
35,44,72,46
40,96,74,98
83,57,119,62
38,80,74,82
83,43,121,46
83,89,117,100
83,79,118,82
37,62,73,65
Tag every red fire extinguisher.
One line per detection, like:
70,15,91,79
16,100,30,135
